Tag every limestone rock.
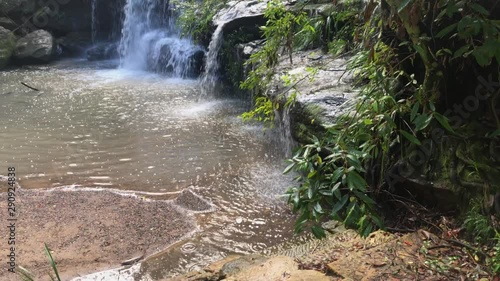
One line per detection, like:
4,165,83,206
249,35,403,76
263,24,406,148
13,29,55,64
0,26,16,69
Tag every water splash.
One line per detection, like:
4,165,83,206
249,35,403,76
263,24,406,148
118,0,204,78
200,22,226,94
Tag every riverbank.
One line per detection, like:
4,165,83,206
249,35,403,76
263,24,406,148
0,178,199,280
166,226,494,280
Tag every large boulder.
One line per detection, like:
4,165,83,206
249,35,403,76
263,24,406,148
213,0,268,35
0,26,16,69
0,0,91,36
0,17,17,31
13,29,56,64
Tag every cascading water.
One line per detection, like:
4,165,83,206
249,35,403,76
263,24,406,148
118,0,204,78
91,0,98,43
200,22,226,94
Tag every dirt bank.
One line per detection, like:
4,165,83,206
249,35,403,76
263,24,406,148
0,179,196,280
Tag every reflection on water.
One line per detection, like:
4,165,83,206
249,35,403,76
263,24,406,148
0,59,298,279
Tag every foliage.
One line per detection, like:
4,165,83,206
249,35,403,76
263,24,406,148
220,28,252,89
285,134,383,237
237,0,499,238
241,0,313,92
284,0,500,237
434,0,500,67
463,202,496,243
19,243,61,281
174,0,228,42
490,235,500,275
241,96,276,127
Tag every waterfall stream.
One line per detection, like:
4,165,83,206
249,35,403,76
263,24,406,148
118,0,204,77
91,0,98,43
200,22,226,94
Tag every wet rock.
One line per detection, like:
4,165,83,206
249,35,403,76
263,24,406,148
220,254,268,277
214,0,268,24
153,44,205,78
13,29,56,64
214,0,268,36
167,255,242,281
86,42,119,61
174,189,212,212
57,32,92,56
225,256,332,281
237,39,264,59
0,0,91,35
0,17,17,31
266,51,357,143
187,49,205,78
0,26,16,69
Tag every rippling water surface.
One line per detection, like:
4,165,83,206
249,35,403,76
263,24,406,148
0,59,297,279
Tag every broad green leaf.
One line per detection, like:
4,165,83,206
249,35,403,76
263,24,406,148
331,181,341,193
398,0,413,13
410,103,419,122
361,223,373,237
436,23,457,38
453,45,470,59
400,130,422,145
413,114,432,131
433,112,455,133
330,167,344,183
314,202,324,214
470,3,489,16
331,194,348,216
311,225,326,238
283,163,295,174
353,190,376,206
487,129,500,138
346,171,368,192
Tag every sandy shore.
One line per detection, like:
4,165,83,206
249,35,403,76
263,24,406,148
0,179,197,280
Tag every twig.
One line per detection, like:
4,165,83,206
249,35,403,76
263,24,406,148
444,238,488,260
386,226,416,233
21,82,39,91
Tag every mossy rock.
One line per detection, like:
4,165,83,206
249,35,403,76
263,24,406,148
0,26,16,69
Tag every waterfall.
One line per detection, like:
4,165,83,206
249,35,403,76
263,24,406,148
91,0,98,43
200,22,226,94
118,0,204,78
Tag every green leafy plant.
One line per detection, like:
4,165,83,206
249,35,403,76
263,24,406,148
241,96,276,126
174,0,228,42
285,134,384,237
490,234,500,275
464,202,496,243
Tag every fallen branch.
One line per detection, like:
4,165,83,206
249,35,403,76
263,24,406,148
21,82,40,91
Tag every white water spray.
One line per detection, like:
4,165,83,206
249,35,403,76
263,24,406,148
118,0,204,77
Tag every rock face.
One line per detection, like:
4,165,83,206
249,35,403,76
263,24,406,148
13,29,56,64
0,0,91,35
86,42,119,61
57,31,92,56
0,26,16,69
213,0,268,35
267,50,357,144
0,17,17,31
